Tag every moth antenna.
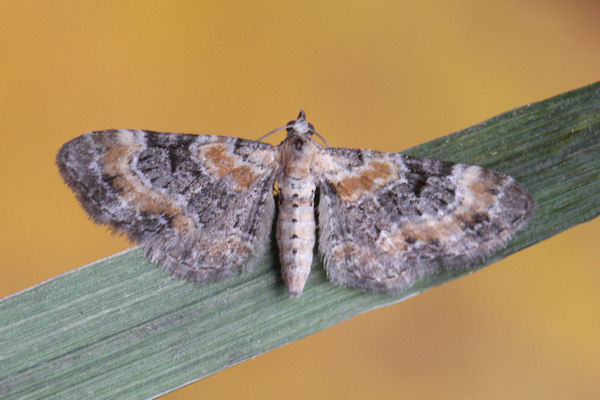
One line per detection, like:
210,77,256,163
256,125,288,142
313,131,330,148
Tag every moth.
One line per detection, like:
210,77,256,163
57,111,535,297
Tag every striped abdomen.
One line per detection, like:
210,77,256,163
276,175,317,297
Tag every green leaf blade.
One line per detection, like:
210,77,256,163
1,82,599,399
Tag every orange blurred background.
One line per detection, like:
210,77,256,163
1,1,599,399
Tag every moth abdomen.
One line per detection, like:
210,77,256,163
276,176,317,297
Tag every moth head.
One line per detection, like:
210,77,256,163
286,109,315,138
257,110,328,147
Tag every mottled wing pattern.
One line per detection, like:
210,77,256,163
317,147,535,292
57,129,278,282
